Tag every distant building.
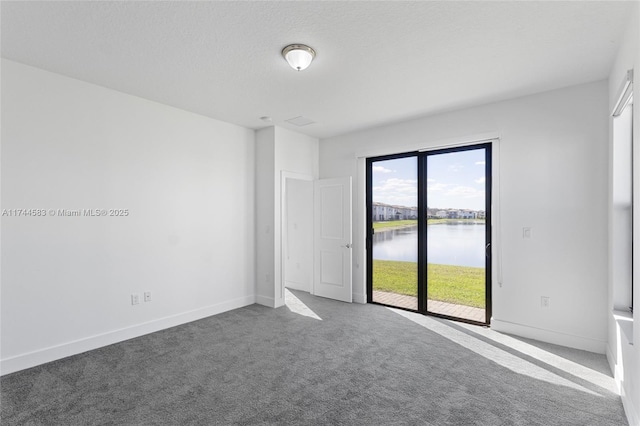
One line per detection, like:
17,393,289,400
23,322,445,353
372,202,418,221
373,203,482,221
372,202,387,221
459,210,475,219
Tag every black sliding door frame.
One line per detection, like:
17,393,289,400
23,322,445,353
366,142,492,326
366,151,420,306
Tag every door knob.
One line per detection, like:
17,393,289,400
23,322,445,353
343,243,352,248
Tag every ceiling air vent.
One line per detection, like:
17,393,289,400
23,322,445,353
285,116,315,127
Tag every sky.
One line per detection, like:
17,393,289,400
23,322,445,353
372,149,486,211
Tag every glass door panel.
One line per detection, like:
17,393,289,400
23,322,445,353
370,156,418,310
426,148,488,322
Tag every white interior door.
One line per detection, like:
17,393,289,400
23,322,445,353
314,177,352,302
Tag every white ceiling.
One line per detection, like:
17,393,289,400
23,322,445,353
1,1,634,139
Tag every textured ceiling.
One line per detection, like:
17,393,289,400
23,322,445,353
1,1,634,139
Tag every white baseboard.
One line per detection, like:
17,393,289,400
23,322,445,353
621,385,640,426
605,343,616,375
1,295,256,376
607,342,640,426
353,292,367,304
605,343,623,391
256,294,275,308
491,318,607,354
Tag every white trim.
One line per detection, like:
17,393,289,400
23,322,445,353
621,385,640,426
353,292,367,304
355,157,367,303
256,294,276,308
491,318,607,354
1,295,256,376
614,309,635,344
493,139,504,287
418,137,496,152
354,132,501,159
605,343,621,392
612,69,634,117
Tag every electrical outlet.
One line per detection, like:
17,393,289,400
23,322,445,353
144,291,152,302
541,296,550,308
131,293,140,305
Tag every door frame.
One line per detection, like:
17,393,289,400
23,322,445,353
281,173,354,304
365,141,494,326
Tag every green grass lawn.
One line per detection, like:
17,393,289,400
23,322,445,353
372,219,484,231
372,260,485,308
372,220,417,230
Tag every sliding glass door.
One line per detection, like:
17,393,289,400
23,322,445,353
369,155,418,310
367,143,491,324
425,147,490,323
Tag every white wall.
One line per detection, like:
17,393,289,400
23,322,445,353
320,80,609,354
612,105,633,311
255,126,318,307
607,4,639,425
1,60,256,374
255,127,276,307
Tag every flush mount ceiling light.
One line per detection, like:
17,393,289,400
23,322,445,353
281,44,316,71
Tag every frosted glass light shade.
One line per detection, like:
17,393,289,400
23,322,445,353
282,44,316,71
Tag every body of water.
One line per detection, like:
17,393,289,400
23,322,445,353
372,223,486,267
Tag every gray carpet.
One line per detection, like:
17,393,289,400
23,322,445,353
1,290,628,425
